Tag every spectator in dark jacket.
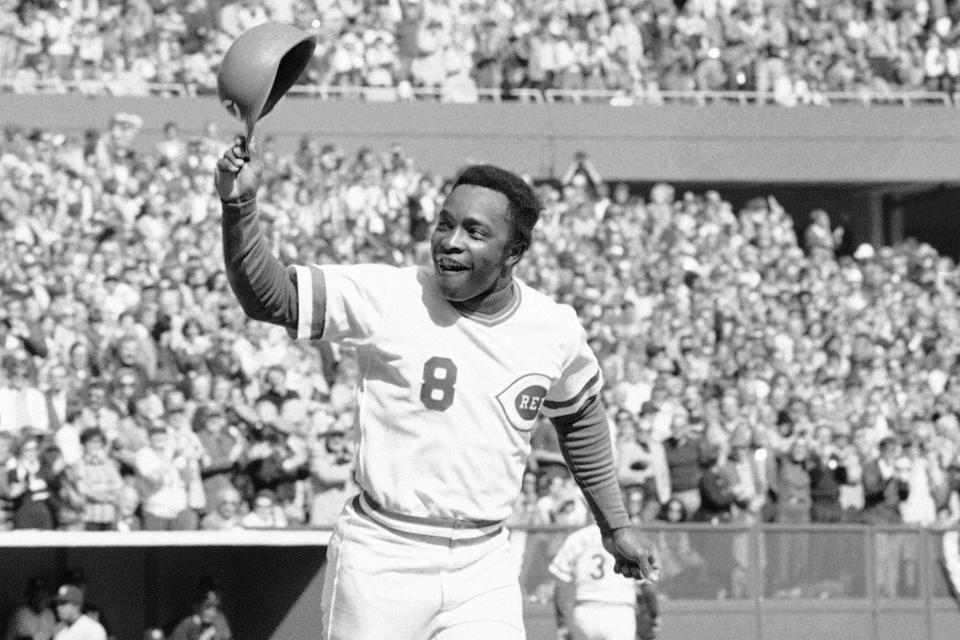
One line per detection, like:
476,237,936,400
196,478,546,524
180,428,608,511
808,428,850,524
664,410,707,516
690,444,738,596
691,444,737,524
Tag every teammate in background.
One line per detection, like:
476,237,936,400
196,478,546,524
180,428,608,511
550,524,660,640
168,581,233,640
51,585,106,640
4,576,57,640
215,138,658,639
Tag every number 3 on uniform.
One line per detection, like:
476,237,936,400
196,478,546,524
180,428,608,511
420,356,458,411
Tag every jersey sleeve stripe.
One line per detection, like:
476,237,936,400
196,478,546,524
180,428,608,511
291,265,326,340
548,564,572,582
542,371,601,411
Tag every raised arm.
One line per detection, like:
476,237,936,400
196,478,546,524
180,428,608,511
215,137,300,328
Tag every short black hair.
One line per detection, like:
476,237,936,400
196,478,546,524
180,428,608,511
451,164,541,257
79,427,105,445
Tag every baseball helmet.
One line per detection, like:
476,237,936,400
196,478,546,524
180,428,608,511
217,22,317,136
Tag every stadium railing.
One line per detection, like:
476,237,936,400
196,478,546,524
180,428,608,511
0,77,953,106
1,523,957,640
4,521,953,601
0,77,193,97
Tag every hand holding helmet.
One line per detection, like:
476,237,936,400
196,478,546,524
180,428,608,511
215,137,261,201
216,21,317,148
215,22,316,201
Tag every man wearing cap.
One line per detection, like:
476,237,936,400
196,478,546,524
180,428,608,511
52,585,105,640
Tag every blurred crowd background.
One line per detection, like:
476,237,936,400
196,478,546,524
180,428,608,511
2,109,960,602
3,0,960,103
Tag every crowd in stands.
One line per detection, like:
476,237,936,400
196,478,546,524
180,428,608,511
2,0,960,103
3,113,960,600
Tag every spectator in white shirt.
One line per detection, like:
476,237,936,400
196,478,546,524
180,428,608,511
241,488,288,529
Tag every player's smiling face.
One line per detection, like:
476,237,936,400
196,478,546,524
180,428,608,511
431,184,519,312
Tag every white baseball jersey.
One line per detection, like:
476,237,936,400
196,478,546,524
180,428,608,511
53,615,107,640
290,263,602,523
549,525,637,607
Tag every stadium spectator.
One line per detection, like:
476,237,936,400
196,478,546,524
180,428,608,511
199,486,244,531
115,465,143,532
164,405,207,516
240,488,288,529
769,434,814,596
44,442,85,530
0,353,50,434
307,428,356,527
663,409,707,516
862,436,911,597
6,432,55,529
616,411,670,523
807,424,852,524
804,209,845,258
73,427,123,531
4,0,960,103
240,422,307,520
725,428,767,598
134,426,196,531
898,436,944,593
196,405,244,512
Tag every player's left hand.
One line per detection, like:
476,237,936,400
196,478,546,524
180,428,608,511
602,526,660,581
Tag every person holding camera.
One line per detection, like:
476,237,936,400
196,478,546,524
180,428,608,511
807,424,851,524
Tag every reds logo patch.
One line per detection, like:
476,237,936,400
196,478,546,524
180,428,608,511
496,374,551,431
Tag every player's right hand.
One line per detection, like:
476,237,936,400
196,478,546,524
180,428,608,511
215,136,261,201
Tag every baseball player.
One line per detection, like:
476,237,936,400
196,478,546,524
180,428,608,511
215,139,658,640
51,585,106,640
550,524,660,640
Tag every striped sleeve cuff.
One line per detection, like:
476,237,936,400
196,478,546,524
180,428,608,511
288,264,326,341
541,370,603,419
